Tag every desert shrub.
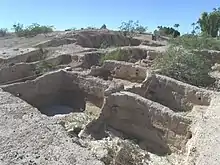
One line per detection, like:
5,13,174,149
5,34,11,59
119,20,137,37
100,40,110,49
135,25,147,34
153,46,215,87
96,138,149,165
13,23,54,37
170,35,220,50
65,27,77,31
100,49,128,64
0,28,8,37
12,23,23,33
156,26,180,37
34,61,56,74
100,24,107,29
119,20,147,38
27,23,53,36
85,26,98,30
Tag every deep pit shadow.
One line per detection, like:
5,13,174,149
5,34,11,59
40,105,81,116
33,90,86,116
113,127,172,156
137,137,172,156
82,120,171,156
12,89,86,116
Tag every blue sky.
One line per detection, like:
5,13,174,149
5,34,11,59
0,0,219,33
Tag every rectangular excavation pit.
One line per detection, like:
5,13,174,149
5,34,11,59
0,54,73,86
143,74,213,112
88,91,192,155
103,60,146,82
1,70,105,117
89,60,146,82
0,63,36,85
1,48,45,65
96,60,214,112
127,74,213,112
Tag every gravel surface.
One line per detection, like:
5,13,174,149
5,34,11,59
0,89,103,165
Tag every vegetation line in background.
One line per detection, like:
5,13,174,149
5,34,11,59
12,23,54,37
0,7,219,38
100,49,129,64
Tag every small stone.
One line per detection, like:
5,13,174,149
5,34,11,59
64,67,72,71
35,155,40,159
108,76,113,81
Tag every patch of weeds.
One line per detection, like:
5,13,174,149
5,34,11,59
170,35,220,51
93,138,149,165
0,28,8,37
100,49,129,64
100,40,110,49
34,61,56,74
152,46,215,87
13,23,54,37
60,112,94,138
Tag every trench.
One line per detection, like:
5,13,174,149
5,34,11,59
1,71,102,117
0,53,74,86
28,90,86,116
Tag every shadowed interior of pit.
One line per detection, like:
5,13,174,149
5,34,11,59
1,71,89,116
32,90,86,116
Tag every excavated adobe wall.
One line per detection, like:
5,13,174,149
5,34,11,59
83,91,192,155
34,38,76,48
1,70,85,116
75,31,141,48
90,60,146,81
0,63,36,85
2,48,45,65
139,74,213,112
64,71,124,107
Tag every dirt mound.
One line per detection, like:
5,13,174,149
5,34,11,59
74,30,141,48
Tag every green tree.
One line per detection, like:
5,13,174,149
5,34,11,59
100,24,107,29
12,23,54,37
195,25,200,30
191,23,196,35
65,27,77,31
135,25,147,34
119,20,147,37
119,20,138,38
174,24,180,30
86,26,97,30
197,8,220,37
157,26,180,37
191,22,196,30
12,23,24,33
0,28,8,37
